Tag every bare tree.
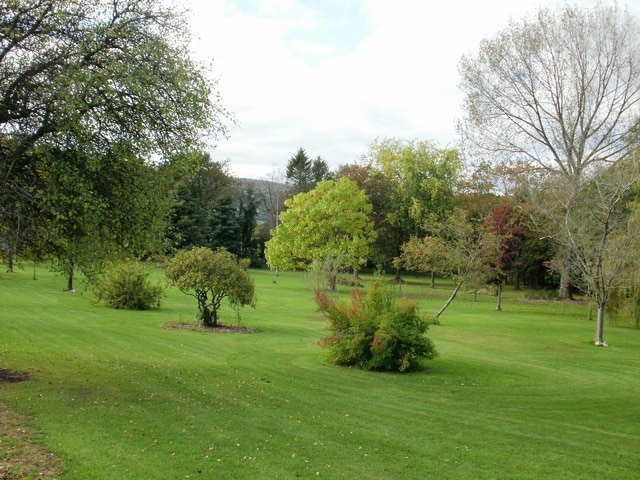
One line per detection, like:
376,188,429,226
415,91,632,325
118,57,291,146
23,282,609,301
534,153,640,346
459,4,640,176
459,4,640,299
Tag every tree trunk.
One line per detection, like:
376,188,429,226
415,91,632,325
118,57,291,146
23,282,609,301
327,272,337,292
594,301,607,346
66,272,74,292
559,254,573,300
496,283,503,311
199,301,218,327
196,291,217,327
7,241,14,273
435,280,464,323
430,271,435,288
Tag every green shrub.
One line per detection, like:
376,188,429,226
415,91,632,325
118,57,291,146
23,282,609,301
316,281,437,372
165,247,256,327
93,260,164,310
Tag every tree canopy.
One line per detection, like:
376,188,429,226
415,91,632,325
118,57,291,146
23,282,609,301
0,0,229,286
0,0,224,166
458,3,640,178
165,247,256,327
265,178,375,290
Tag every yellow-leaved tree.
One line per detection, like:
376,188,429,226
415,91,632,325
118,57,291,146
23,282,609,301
265,178,376,291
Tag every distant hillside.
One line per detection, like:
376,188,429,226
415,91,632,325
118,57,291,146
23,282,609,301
239,178,288,225
240,178,287,191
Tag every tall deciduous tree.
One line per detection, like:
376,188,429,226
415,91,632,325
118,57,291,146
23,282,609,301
535,155,640,345
37,146,173,290
265,178,375,291
1,0,227,221
458,3,640,299
367,138,461,273
1,0,224,152
398,208,499,322
337,163,395,269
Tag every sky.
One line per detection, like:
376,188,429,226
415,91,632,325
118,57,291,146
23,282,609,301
184,0,640,179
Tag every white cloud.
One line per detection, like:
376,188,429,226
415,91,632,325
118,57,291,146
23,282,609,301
186,0,640,179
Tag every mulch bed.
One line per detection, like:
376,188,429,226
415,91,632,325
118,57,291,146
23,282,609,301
163,321,260,334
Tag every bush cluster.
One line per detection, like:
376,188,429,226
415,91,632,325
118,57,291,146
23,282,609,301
93,260,164,310
316,281,437,372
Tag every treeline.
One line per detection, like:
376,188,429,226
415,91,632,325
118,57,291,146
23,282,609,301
2,1,640,349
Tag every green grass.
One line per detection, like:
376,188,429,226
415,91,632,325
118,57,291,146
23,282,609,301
1,266,640,479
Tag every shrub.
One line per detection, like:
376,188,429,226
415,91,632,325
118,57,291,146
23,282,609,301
165,247,256,327
316,281,437,372
93,260,164,310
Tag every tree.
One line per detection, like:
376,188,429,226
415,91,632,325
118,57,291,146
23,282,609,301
535,156,640,345
337,162,396,270
168,154,237,251
480,201,526,310
311,156,331,185
37,146,173,290
207,196,241,254
165,247,256,327
286,148,312,194
398,208,499,322
265,178,376,291
236,185,259,260
459,3,640,298
367,138,461,274
1,0,227,217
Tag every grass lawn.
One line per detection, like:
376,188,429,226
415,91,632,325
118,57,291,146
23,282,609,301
1,266,639,479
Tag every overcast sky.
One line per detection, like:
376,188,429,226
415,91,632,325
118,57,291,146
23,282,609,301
184,0,640,179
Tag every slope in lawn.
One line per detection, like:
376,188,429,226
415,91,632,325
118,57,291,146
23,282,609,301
1,267,639,479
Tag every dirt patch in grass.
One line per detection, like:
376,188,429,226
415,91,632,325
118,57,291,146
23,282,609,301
0,370,29,384
163,321,260,334
0,402,63,479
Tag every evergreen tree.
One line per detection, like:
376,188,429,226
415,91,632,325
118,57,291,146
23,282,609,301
286,148,312,194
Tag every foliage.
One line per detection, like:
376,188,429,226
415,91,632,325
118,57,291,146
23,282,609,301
540,158,640,345
364,138,461,271
337,162,397,269
316,281,437,372
168,154,238,251
459,3,640,300
93,260,164,310
0,0,225,173
237,185,260,260
36,146,174,290
265,178,376,290
165,247,256,327
607,287,640,328
285,148,331,196
398,208,500,321
285,147,313,194
0,0,228,287
207,197,242,254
